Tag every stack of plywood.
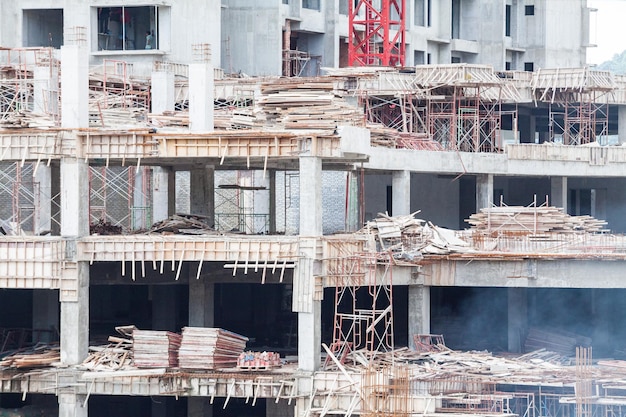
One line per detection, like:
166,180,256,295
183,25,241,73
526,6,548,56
257,79,363,130
466,205,608,234
132,330,182,368
178,327,248,370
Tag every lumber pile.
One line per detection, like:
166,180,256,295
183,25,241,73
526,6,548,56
132,330,182,368
466,205,608,234
0,346,60,368
144,213,218,235
81,335,133,371
257,79,363,131
149,111,189,128
237,351,282,370
178,327,248,370
359,212,473,261
0,111,56,129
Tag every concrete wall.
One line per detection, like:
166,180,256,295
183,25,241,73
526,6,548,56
364,173,461,229
221,1,282,75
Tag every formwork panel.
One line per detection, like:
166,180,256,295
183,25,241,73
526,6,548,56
0,238,65,289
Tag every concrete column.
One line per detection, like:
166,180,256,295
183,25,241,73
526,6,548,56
168,169,177,216
32,290,59,343
297,157,322,373
391,170,411,216
152,167,170,223
507,288,528,353
58,394,87,417
476,174,493,212
550,176,568,212
34,164,52,235
299,157,322,235
188,398,213,417
189,266,214,327
267,400,294,417
190,166,215,227
61,45,88,128
133,168,147,230
60,158,90,366
619,107,626,145
269,170,277,234
151,71,175,114
189,62,214,132
408,286,430,348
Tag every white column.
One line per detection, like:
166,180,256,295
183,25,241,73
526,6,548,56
189,62,214,132
391,170,411,216
60,158,89,366
550,176,568,212
150,71,175,114
296,157,322,373
59,35,90,417
508,288,528,353
408,286,430,349
61,45,88,128
152,167,170,223
299,157,322,235
619,107,626,145
476,174,494,212
34,165,52,235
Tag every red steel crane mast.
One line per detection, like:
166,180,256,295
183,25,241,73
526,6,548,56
348,0,406,67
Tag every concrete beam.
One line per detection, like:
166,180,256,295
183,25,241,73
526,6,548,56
424,258,626,288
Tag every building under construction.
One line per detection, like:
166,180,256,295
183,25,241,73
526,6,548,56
2,2,626,417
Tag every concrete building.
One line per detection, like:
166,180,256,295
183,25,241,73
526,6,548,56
2,2,626,417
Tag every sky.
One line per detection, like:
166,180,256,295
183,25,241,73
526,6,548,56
587,0,626,65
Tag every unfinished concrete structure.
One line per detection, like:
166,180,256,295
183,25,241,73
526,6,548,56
3,2,626,417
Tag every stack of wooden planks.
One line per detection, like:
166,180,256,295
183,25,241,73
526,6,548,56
133,330,182,368
0,346,60,368
178,327,248,370
257,79,363,131
466,205,608,234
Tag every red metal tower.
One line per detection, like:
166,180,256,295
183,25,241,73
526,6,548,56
348,0,406,67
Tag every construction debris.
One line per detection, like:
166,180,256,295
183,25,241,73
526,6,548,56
178,327,248,370
144,214,217,235
523,326,592,357
0,345,60,368
90,219,123,235
236,351,282,370
359,212,473,261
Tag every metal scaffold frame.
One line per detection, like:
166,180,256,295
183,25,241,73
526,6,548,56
327,252,395,367
89,166,152,231
533,68,612,145
348,0,406,67
0,47,60,127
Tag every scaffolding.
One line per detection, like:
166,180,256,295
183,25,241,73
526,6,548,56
0,47,60,127
533,68,612,145
327,252,395,368
356,65,519,152
89,166,152,231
